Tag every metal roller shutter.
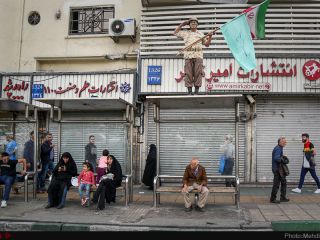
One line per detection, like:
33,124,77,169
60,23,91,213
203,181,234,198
147,101,246,180
256,96,320,183
60,123,128,173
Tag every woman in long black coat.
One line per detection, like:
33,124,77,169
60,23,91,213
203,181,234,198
142,144,157,190
92,154,122,210
45,152,78,209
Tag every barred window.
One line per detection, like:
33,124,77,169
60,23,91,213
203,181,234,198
69,7,114,35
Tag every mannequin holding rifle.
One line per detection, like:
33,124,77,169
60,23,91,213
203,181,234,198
174,17,213,95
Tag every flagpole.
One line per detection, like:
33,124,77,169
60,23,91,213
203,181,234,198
176,27,220,56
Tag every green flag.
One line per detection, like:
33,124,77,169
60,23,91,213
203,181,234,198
221,14,256,73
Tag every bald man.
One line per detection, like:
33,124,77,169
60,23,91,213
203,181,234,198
182,158,209,212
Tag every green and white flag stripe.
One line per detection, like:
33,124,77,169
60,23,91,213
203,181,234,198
242,0,270,39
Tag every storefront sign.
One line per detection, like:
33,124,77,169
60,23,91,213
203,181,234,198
147,66,162,85
2,78,29,100
206,82,271,91
32,84,44,98
302,60,320,81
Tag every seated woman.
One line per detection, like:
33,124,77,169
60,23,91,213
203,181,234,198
45,152,77,209
92,154,122,210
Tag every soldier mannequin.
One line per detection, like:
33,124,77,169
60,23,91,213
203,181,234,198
174,17,213,95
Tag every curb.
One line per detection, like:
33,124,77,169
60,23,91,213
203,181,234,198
272,220,320,231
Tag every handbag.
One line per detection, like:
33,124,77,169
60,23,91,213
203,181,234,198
303,155,310,168
218,155,225,173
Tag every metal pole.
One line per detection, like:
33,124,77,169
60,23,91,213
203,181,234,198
33,108,38,200
235,101,239,179
155,105,160,205
129,106,134,202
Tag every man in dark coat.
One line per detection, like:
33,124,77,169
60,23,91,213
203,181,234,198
142,144,157,190
270,137,289,203
92,155,122,210
85,135,97,173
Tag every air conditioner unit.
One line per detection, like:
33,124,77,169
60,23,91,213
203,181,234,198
109,18,136,37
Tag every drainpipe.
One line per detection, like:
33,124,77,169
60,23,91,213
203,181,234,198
18,0,26,71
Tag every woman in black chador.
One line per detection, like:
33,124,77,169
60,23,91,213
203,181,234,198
142,144,157,190
45,152,78,209
92,155,122,210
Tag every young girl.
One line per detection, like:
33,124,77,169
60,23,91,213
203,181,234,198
96,149,109,184
78,162,95,207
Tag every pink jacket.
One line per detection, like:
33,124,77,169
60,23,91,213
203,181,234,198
98,156,108,168
78,170,95,185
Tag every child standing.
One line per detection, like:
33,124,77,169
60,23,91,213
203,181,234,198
96,149,109,184
78,162,95,207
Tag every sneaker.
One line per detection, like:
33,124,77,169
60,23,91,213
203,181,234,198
81,197,86,206
1,200,7,208
314,189,320,194
292,188,301,193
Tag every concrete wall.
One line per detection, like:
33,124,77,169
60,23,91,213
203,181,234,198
0,0,141,72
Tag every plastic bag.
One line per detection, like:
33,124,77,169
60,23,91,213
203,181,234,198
218,155,225,173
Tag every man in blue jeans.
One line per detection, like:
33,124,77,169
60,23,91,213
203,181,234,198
0,152,27,208
292,133,320,194
37,133,55,193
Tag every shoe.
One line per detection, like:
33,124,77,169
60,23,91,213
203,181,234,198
195,205,205,212
56,204,64,209
270,199,280,204
1,200,7,208
292,188,301,193
45,204,53,209
314,189,320,194
81,197,86,206
280,197,290,202
184,206,192,212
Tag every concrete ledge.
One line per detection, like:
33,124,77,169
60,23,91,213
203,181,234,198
0,222,33,231
62,224,90,231
272,221,320,231
31,223,62,231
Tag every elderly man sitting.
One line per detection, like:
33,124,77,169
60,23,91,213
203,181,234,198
181,157,209,212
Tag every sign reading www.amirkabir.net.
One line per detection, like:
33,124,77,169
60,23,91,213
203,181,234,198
206,82,271,91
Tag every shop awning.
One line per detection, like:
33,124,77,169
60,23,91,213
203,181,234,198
36,98,133,111
0,99,35,111
146,94,243,109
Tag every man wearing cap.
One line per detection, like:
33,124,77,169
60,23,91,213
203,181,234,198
174,17,213,95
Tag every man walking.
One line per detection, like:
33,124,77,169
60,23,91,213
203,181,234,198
181,158,209,212
174,17,213,95
270,137,290,203
292,133,320,194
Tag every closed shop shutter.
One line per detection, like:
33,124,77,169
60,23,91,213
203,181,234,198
60,123,128,173
48,111,128,173
256,96,320,183
147,101,246,180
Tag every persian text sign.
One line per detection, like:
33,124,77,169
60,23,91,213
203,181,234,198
207,82,271,91
147,66,162,85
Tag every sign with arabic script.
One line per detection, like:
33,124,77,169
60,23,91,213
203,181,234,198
32,73,134,104
147,66,162,85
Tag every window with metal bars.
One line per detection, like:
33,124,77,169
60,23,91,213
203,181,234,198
69,7,114,35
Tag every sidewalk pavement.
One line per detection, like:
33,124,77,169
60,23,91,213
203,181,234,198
0,184,320,231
